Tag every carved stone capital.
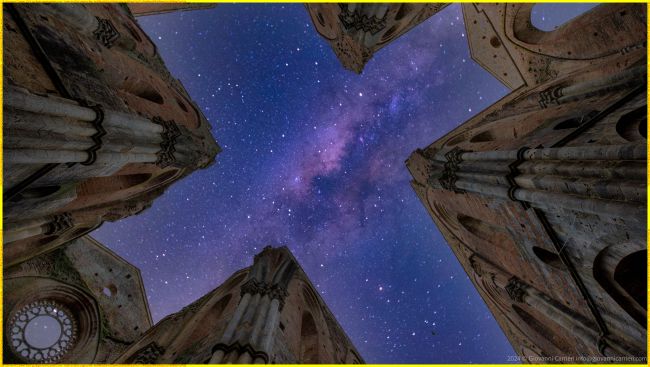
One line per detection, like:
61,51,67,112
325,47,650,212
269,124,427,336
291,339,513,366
79,103,106,166
93,17,120,48
211,342,269,364
45,213,74,236
240,279,289,310
339,6,386,35
444,147,466,166
153,117,182,168
505,277,529,303
437,147,467,193
538,86,564,108
130,342,165,364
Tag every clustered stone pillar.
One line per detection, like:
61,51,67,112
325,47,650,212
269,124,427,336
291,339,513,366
425,141,645,222
209,247,296,364
3,85,206,236
5,85,177,168
502,277,630,358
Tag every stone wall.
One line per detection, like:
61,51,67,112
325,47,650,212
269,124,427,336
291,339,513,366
115,246,363,364
3,4,220,268
3,236,152,363
406,3,646,361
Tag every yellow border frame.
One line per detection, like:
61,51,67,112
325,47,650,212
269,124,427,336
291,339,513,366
0,1,648,366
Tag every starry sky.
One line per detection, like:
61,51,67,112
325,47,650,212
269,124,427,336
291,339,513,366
93,3,597,363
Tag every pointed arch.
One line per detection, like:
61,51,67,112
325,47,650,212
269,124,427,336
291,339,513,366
594,243,646,327
299,311,320,363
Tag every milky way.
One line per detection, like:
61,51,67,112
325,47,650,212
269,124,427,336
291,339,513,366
93,4,595,363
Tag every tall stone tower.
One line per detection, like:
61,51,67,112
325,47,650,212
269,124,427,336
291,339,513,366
306,4,448,73
4,236,152,363
3,4,220,268
116,246,364,364
407,3,646,361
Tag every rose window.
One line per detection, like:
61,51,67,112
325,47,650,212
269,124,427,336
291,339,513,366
9,300,77,363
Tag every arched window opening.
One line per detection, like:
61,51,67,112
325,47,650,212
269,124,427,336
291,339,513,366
469,130,495,143
197,294,231,329
553,117,582,130
530,4,599,32
173,293,232,361
552,110,598,130
594,245,646,327
10,185,61,202
445,133,466,147
316,12,325,26
300,312,319,363
616,106,647,142
175,97,189,112
77,174,151,196
532,246,564,270
223,271,248,292
614,250,646,311
457,214,513,250
122,81,164,105
512,304,572,354
394,4,411,21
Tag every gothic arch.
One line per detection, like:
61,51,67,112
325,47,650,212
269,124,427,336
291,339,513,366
76,174,152,196
302,284,321,314
173,294,233,358
532,246,563,270
121,78,164,105
457,214,514,250
512,304,574,355
469,130,496,143
507,4,642,60
616,106,647,142
445,132,467,147
425,194,460,234
222,271,249,293
299,311,320,363
593,242,646,327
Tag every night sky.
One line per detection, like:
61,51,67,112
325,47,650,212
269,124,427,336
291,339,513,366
93,4,597,363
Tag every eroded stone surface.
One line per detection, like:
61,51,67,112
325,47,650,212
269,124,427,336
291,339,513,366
407,3,646,361
4,236,152,363
115,246,364,364
306,4,449,73
3,4,220,267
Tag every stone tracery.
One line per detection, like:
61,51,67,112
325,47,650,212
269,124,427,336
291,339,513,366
9,300,77,363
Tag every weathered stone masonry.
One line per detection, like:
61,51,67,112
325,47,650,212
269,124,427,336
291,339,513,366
407,3,646,361
3,4,220,267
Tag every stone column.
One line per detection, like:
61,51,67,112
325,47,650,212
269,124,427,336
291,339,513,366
3,218,49,243
6,88,166,166
260,298,281,352
427,142,645,221
504,277,629,357
208,247,296,364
